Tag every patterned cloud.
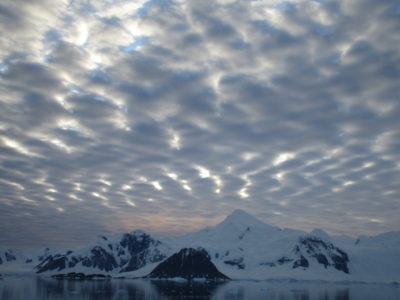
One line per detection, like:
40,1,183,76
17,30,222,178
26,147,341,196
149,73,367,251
1,0,400,248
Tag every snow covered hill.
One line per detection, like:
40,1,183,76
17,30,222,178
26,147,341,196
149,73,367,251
168,210,353,282
0,247,54,274
1,210,399,283
34,230,172,274
0,247,16,265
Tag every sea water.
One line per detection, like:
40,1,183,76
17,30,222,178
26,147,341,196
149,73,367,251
0,275,399,300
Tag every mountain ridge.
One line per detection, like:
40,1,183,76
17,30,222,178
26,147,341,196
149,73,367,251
1,210,399,283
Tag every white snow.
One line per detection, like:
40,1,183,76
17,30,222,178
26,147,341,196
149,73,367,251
1,210,399,283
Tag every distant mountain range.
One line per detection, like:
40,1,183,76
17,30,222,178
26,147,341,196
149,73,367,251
1,209,399,283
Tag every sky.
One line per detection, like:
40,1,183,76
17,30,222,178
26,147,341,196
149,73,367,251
0,0,400,249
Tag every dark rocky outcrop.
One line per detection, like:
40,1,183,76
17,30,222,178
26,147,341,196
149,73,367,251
36,247,118,273
315,254,329,268
35,231,167,274
119,232,166,272
260,262,276,267
259,237,349,274
277,256,293,265
293,255,309,269
81,246,118,271
331,251,349,274
299,236,349,273
51,272,111,279
238,227,251,240
120,248,166,273
224,257,245,269
5,251,16,262
0,249,16,264
36,255,68,273
145,248,230,280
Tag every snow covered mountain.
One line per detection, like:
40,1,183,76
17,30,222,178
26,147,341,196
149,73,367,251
34,230,171,274
0,247,16,265
168,210,353,282
0,247,54,273
1,210,399,283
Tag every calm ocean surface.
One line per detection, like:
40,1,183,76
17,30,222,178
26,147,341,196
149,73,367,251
0,275,399,300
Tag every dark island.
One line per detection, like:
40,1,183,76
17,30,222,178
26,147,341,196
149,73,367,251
51,272,111,279
145,248,230,281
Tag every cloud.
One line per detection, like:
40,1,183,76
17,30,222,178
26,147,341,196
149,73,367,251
0,0,399,248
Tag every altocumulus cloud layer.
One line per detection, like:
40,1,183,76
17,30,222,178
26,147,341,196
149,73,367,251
1,0,400,248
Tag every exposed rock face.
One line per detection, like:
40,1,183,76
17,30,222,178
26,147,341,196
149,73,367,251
36,254,68,273
146,248,230,280
5,251,16,262
293,255,309,269
81,246,118,271
224,258,245,269
0,249,16,264
2,210,400,284
34,215,352,278
260,236,349,274
51,272,111,279
36,231,167,274
298,236,349,273
6,210,399,282
119,233,166,272
37,249,118,273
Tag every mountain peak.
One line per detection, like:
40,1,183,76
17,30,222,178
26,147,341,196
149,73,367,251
221,209,278,232
310,228,331,241
129,229,147,236
227,209,254,220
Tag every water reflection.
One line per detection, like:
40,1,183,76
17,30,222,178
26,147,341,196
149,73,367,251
214,283,350,300
151,280,225,299
335,288,350,300
1,277,161,300
0,276,398,300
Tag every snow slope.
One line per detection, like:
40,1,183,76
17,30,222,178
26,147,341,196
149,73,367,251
0,247,55,274
33,230,172,275
1,210,399,283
